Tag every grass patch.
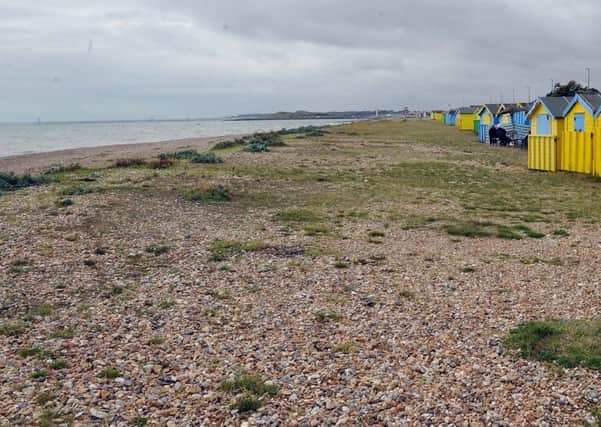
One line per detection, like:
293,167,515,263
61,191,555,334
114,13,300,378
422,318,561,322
332,341,360,353
183,185,231,202
147,336,165,345
520,258,563,266
17,347,52,358
275,209,322,222
314,310,342,322
34,392,56,405
334,260,350,269
368,231,385,238
0,322,26,336
50,360,69,370
48,328,74,339
399,289,416,299
230,394,263,412
132,417,149,427
221,375,278,396
158,299,176,310
60,186,93,196
31,369,49,380
446,223,493,238
552,229,570,237
494,226,523,240
304,224,331,237
505,319,601,370
462,266,476,273
97,367,122,379
208,239,266,261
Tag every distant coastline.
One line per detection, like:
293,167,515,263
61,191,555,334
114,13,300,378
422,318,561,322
225,110,401,121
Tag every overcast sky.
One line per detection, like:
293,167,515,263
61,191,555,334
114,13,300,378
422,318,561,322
1,0,600,122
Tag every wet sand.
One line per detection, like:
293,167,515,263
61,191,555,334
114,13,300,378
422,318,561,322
0,134,243,174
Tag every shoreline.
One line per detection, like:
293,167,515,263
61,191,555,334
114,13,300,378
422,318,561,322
0,133,245,174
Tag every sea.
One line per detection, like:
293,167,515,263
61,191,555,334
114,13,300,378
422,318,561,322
0,119,350,157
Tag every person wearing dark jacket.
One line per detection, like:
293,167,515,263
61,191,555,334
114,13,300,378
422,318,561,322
496,126,509,146
488,125,497,145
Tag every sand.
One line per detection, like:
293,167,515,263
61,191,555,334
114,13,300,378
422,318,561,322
0,134,243,174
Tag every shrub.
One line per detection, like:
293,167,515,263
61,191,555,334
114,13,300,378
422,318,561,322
97,367,122,379
61,186,93,196
148,158,174,169
0,172,46,192
230,395,263,413
333,341,360,353
50,360,69,370
221,375,278,396
48,328,74,339
212,139,246,150
184,185,231,202
113,158,147,168
190,153,224,164
446,223,492,238
160,150,198,160
314,310,342,322
243,142,269,153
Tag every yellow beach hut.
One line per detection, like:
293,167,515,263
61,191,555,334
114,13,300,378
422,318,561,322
455,107,478,131
560,94,601,174
526,96,572,172
479,104,500,126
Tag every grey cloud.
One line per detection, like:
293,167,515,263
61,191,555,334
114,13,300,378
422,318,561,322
1,0,600,121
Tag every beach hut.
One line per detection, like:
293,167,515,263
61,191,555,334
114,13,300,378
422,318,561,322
560,93,601,174
526,96,572,172
445,109,457,126
472,106,483,134
478,104,501,142
455,107,478,131
431,110,444,122
496,103,531,144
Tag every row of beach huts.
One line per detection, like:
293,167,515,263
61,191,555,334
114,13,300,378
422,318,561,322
431,93,601,176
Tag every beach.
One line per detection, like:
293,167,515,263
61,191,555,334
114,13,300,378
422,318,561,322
2,120,601,425
0,134,239,174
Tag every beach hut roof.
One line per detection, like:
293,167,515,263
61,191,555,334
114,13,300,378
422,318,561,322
480,104,501,116
498,104,529,115
457,106,478,114
527,96,573,119
562,93,601,116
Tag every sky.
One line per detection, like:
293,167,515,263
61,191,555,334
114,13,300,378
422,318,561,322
1,0,600,122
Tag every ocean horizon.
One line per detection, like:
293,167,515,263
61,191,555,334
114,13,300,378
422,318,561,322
0,118,350,157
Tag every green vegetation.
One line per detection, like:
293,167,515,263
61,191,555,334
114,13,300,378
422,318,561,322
221,374,279,413
243,142,269,153
314,310,342,322
275,209,322,222
520,258,563,266
334,260,351,269
31,369,48,380
132,417,149,426
399,290,416,299
505,320,601,370
0,171,46,192
190,153,224,164
48,328,74,339
60,186,93,196
147,336,165,345
183,185,231,202
221,375,278,396
553,229,570,237
368,231,385,238
160,150,223,164
332,341,360,353
97,367,122,379
208,239,267,261
0,323,26,336
446,222,544,240
50,360,69,370
303,224,331,236
34,392,56,405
